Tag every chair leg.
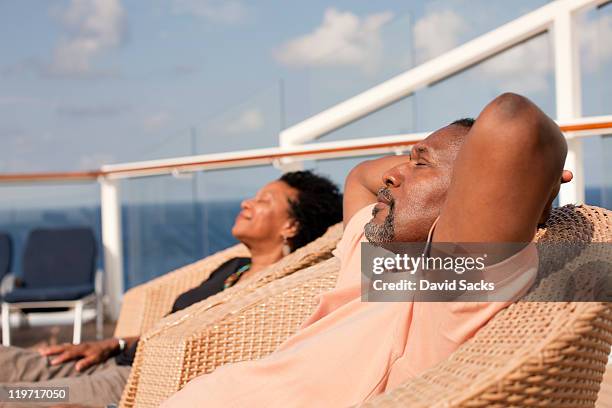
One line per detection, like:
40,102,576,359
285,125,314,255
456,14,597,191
73,301,83,344
1,303,10,346
96,295,103,340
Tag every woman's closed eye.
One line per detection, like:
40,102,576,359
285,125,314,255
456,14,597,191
255,195,272,204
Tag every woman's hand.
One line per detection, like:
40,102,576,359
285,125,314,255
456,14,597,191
38,339,120,371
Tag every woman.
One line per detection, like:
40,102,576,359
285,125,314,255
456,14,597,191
0,170,343,407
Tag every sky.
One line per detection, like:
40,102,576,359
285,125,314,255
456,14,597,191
0,0,611,206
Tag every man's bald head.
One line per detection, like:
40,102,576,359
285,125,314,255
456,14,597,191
364,118,475,244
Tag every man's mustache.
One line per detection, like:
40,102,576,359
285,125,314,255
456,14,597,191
372,187,394,217
377,187,394,206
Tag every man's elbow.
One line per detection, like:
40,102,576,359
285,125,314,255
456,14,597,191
491,92,533,117
475,93,567,186
480,93,567,163
481,93,544,133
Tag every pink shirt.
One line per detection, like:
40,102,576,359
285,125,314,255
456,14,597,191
161,205,537,407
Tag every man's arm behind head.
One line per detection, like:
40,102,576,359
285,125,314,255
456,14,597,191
434,93,568,244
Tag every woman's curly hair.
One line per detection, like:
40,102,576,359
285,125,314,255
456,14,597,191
279,170,343,251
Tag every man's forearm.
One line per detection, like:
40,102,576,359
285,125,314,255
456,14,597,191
349,154,410,195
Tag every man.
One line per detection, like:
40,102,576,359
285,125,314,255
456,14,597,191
161,93,572,407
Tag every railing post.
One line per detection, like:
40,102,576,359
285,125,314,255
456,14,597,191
555,6,585,205
99,177,124,321
276,138,305,173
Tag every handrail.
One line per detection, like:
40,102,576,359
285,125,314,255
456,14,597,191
0,171,102,183
0,116,611,184
0,133,426,183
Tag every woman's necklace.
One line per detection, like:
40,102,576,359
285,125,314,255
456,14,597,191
223,263,252,289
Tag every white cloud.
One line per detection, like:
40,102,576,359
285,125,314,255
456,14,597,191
478,14,612,93
412,8,612,94
414,9,467,62
274,8,393,72
224,108,264,134
143,112,172,131
480,35,553,94
49,0,127,77
413,8,549,93
172,0,248,24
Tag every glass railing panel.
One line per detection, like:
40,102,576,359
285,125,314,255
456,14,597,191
281,13,418,141
131,83,283,163
581,3,612,117
585,134,612,210
196,84,282,154
121,174,203,289
120,165,283,289
603,135,612,210
195,166,282,255
0,183,101,278
578,4,611,209
280,0,552,143
304,154,393,195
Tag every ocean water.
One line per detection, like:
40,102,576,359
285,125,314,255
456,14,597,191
0,187,609,291
0,200,240,290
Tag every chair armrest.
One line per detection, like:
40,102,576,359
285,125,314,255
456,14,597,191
119,257,340,408
0,273,15,296
114,243,250,338
95,269,103,297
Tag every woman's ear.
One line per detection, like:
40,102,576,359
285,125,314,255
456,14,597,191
281,219,299,240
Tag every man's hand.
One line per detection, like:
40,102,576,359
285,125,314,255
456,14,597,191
344,154,410,225
38,339,120,371
539,169,573,225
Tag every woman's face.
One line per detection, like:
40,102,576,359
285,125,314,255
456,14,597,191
231,180,299,248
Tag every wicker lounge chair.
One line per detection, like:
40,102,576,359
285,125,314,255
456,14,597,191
114,244,250,338
597,364,612,407
120,205,611,408
118,224,343,408
120,257,340,408
361,204,612,408
114,223,342,338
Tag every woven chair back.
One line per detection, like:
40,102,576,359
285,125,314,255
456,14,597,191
362,205,612,407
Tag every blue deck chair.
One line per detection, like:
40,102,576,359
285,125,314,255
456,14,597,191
1,228,103,345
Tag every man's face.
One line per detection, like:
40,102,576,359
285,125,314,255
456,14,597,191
365,124,468,244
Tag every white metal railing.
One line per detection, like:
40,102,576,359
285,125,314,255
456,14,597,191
0,0,610,319
279,0,608,206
